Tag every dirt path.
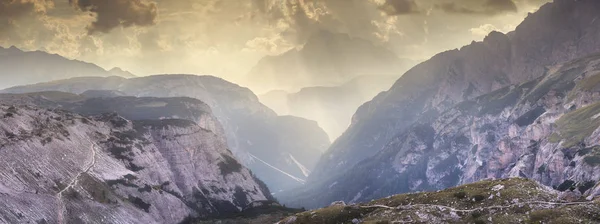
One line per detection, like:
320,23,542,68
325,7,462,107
360,200,596,213
56,139,98,224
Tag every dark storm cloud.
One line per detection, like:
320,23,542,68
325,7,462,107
0,0,51,35
69,0,158,34
437,0,518,16
485,0,518,13
378,0,420,16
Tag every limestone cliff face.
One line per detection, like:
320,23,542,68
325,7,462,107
2,75,331,193
0,105,271,223
280,0,600,208
282,53,600,209
308,0,600,184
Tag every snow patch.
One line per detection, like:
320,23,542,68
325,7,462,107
492,184,505,191
289,154,311,177
249,153,306,183
350,187,369,204
328,182,338,189
592,112,600,120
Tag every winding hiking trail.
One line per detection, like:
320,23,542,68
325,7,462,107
56,139,99,224
360,200,596,213
358,200,597,223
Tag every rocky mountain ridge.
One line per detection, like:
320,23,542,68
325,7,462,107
2,75,331,193
283,53,600,208
0,102,272,223
310,0,600,182
282,0,600,209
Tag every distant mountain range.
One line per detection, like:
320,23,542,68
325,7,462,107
0,46,135,89
260,75,399,140
245,30,415,94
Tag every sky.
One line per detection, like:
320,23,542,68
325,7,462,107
0,0,551,88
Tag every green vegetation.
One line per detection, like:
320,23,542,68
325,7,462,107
477,85,522,115
553,102,600,148
584,155,600,166
568,72,600,101
218,154,243,177
537,164,547,174
278,178,600,224
7,106,18,114
514,106,546,127
527,204,600,223
548,133,561,143
106,174,139,188
79,173,119,204
128,196,151,213
556,180,575,191
133,119,197,132
193,203,304,224
578,181,597,194
524,61,587,103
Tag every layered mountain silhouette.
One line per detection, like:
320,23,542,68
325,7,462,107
260,75,399,140
0,46,135,89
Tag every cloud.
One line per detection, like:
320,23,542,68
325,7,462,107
469,24,499,37
437,0,517,16
69,0,158,34
378,0,420,16
484,0,518,13
0,0,53,36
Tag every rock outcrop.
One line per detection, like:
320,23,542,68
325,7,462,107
2,75,331,193
281,0,600,208
0,102,272,223
285,54,600,208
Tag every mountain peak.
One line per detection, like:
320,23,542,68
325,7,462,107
0,46,116,89
109,67,137,78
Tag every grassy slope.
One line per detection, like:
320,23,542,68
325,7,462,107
279,178,600,224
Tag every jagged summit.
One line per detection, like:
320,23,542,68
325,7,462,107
109,67,137,78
